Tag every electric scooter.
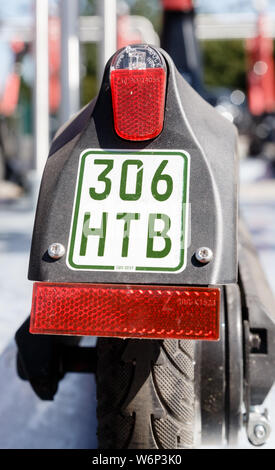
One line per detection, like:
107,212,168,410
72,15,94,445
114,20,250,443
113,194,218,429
16,44,275,449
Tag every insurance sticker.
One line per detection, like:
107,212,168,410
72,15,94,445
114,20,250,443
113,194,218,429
67,149,190,273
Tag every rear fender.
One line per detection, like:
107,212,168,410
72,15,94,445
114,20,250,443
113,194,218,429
28,47,238,287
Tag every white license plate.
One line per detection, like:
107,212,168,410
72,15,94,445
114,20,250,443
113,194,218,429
67,149,190,273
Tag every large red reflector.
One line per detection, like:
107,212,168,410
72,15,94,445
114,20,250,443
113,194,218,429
110,45,167,141
30,283,220,340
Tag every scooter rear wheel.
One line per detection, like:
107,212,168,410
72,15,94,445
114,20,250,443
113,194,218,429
96,337,198,449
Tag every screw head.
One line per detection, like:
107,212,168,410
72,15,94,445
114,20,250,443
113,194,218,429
249,332,261,351
254,424,266,440
195,247,213,264
247,409,271,446
48,243,65,260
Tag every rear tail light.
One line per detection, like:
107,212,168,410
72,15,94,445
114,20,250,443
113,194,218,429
110,45,166,141
30,283,220,340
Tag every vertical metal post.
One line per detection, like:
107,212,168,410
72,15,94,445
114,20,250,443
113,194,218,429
97,0,117,84
34,0,49,178
60,0,80,125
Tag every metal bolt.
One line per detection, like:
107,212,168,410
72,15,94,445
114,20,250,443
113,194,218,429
195,247,213,264
249,332,261,351
254,424,266,440
48,243,66,260
247,408,271,446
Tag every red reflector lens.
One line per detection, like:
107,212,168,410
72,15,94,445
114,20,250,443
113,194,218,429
30,283,220,340
110,68,166,141
161,0,194,11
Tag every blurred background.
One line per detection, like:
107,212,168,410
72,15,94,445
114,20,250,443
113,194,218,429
0,0,275,449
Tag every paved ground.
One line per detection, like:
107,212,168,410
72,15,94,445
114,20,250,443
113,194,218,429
0,341,97,449
0,159,275,449
0,196,34,356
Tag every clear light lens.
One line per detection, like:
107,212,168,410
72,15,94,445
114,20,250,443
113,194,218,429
110,45,167,141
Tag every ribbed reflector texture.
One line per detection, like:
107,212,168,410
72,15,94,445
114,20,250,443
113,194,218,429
30,283,220,340
110,68,166,141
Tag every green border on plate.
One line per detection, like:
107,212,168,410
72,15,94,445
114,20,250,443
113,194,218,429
67,150,189,272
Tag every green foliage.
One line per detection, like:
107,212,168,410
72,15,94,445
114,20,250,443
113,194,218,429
131,0,161,34
81,43,98,105
201,39,247,91
18,78,33,134
19,78,32,103
80,0,96,15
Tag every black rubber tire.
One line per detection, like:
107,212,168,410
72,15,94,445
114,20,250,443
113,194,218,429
96,338,198,449
16,352,28,381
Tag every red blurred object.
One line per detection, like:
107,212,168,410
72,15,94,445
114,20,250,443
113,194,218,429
246,14,275,115
161,0,193,11
0,73,20,116
30,283,220,340
10,39,25,55
49,16,61,113
117,14,142,49
110,68,166,140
